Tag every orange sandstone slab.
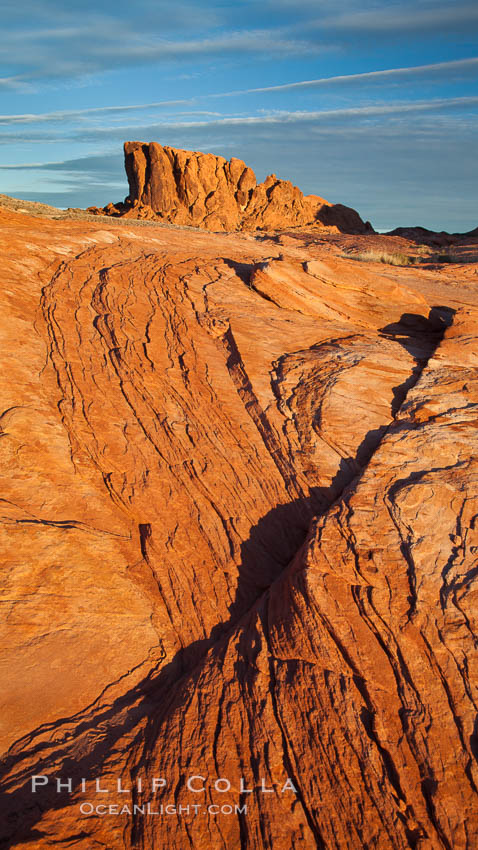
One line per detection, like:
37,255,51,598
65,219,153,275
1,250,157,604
0,204,477,849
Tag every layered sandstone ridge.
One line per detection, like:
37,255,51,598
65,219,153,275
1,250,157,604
0,206,477,850
91,141,372,233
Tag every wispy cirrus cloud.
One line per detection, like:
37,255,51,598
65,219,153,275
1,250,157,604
1,57,477,127
1,95,477,149
1,0,477,232
0,24,320,84
1,0,477,89
216,57,478,96
269,0,478,34
0,75,36,92
62,95,478,139
314,1,478,33
0,104,219,126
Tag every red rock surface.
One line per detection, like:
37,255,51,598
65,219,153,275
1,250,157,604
89,142,373,234
0,201,477,849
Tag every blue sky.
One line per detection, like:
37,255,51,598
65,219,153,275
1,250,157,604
1,0,477,230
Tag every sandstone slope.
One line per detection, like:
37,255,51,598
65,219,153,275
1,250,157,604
0,206,477,849
90,141,373,234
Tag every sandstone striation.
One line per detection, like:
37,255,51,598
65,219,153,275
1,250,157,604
0,201,477,849
89,141,373,233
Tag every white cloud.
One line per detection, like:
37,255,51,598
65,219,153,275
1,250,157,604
0,100,195,125
0,24,321,84
76,95,478,135
316,2,478,32
2,0,477,88
0,75,35,92
2,94,477,148
215,57,478,96
1,56,477,128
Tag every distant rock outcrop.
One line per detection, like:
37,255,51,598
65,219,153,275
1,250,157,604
90,141,373,233
387,224,478,247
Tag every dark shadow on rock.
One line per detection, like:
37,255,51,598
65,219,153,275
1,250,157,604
309,425,389,508
379,306,455,416
315,202,374,235
380,307,454,343
0,306,457,847
310,306,456,506
221,257,256,285
0,496,316,848
221,498,315,630
470,715,478,762
314,456,360,505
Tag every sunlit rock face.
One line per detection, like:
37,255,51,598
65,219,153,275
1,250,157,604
91,141,373,234
0,198,477,850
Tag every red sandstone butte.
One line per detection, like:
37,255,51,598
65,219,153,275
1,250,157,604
0,188,477,850
89,141,373,233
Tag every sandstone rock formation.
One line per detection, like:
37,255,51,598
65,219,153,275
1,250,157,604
89,141,373,233
0,202,477,849
388,224,478,246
